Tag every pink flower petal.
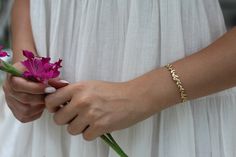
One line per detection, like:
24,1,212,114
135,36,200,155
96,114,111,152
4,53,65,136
0,45,9,57
42,57,51,64
21,50,62,83
52,70,60,78
0,51,9,57
23,50,35,59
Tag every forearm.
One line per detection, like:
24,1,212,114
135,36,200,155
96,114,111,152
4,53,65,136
130,27,236,112
173,27,236,99
11,0,36,63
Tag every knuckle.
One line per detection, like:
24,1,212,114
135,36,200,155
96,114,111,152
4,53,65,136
80,95,95,105
74,82,87,91
80,96,89,104
74,96,91,109
94,121,104,130
87,108,97,120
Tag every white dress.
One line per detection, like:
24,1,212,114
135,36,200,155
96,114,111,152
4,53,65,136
1,0,236,157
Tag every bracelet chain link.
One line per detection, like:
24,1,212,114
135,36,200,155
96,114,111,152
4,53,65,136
165,64,188,103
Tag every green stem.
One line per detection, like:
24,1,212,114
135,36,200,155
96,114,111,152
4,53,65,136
100,135,122,155
106,133,127,156
1,60,22,76
106,133,118,146
100,135,128,157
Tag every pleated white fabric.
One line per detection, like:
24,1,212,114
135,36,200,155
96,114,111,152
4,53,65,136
1,0,236,157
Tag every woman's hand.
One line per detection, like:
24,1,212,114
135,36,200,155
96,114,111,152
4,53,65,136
3,62,47,123
45,80,155,141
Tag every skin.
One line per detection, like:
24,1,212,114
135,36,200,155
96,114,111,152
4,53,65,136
3,0,46,123
5,0,236,141
3,0,70,123
45,27,236,141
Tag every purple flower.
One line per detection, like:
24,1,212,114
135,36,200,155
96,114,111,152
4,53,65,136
21,50,62,83
0,45,9,57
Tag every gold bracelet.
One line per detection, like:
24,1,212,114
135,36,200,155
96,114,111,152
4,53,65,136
165,64,188,102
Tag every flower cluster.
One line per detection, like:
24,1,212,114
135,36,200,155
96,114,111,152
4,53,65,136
0,45,9,57
0,47,62,84
21,50,62,83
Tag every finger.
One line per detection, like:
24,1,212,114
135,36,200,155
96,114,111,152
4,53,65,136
21,112,43,123
44,78,69,93
67,116,89,135
8,90,45,104
5,78,45,104
82,124,104,141
83,118,113,141
6,95,45,117
53,97,85,124
48,79,69,89
10,76,47,94
12,109,43,123
45,85,74,112
9,104,45,123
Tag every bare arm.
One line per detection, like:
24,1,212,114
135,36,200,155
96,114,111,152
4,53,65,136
131,27,236,111
11,0,36,63
44,27,236,140
3,0,46,123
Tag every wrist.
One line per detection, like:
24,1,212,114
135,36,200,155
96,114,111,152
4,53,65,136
128,67,182,114
12,47,37,63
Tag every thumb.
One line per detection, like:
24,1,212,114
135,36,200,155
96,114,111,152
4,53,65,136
48,79,69,89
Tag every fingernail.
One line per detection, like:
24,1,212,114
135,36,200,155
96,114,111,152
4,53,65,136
44,87,56,93
59,80,69,84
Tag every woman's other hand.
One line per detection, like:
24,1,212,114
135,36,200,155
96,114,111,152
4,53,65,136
45,80,155,141
3,62,47,123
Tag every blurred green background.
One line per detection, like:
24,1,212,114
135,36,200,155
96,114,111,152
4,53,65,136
0,0,13,83
0,0,12,48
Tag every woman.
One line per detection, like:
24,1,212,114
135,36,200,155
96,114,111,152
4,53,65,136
0,0,236,156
